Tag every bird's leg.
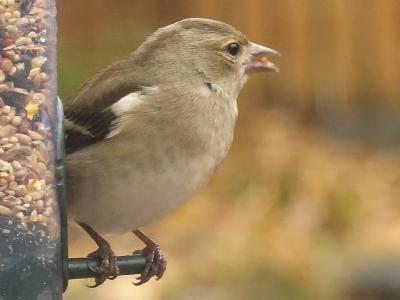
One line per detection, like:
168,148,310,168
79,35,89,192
132,229,167,285
77,222,120,287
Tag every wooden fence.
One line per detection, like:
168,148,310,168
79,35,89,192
58,0,400,114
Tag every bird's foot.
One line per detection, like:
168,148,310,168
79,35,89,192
77,222,120,287
132,229,167,285
87,243,119,287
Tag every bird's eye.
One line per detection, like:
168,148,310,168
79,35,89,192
226,43,240,56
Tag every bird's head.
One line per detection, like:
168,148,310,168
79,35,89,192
137,18,280,99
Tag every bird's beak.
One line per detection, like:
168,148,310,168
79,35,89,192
245,42,281,73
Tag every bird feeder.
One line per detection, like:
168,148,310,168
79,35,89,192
0,0,63,298
0,1,147,298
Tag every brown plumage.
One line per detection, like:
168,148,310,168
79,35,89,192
65,18,279,286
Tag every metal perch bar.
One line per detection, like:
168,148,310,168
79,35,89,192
68,254,147,280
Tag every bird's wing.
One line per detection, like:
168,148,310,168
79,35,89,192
64,106,118,154
65,91,149,154
64,56,150,154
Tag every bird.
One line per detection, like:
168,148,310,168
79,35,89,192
64,18,279,287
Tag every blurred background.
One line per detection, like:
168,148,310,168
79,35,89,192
58,0,400,299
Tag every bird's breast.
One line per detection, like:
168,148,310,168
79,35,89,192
67,94,238,233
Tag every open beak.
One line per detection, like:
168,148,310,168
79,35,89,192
245,42,281,73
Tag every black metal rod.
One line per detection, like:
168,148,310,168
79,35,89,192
68,254,147,279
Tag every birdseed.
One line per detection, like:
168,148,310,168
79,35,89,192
0,0,56,228
259,55,269,65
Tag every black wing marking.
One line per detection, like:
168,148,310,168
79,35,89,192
64,108,118,155
64,85,149,155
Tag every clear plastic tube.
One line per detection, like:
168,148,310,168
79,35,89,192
0,0,62,298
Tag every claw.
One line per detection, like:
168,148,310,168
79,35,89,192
77,222,120,287
77,223,166,286
132,229,167,285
